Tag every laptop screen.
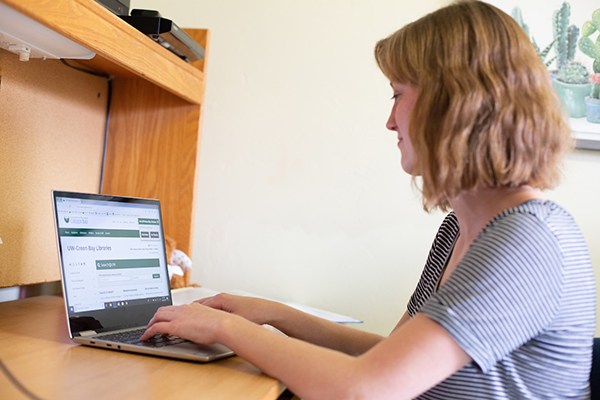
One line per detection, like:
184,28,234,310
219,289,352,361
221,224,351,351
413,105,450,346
53,191,173,336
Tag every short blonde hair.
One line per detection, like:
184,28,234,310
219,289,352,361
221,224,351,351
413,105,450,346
375,0,573,212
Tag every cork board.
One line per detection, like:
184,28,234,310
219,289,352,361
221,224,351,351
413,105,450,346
0,49,108,287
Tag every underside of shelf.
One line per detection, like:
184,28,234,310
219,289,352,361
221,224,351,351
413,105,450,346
1,0,206,105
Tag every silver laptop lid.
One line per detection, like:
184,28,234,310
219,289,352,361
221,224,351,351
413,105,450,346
52,191,173,338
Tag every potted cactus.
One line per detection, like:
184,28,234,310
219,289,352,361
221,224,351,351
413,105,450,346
553,61,592,117
579,8,600,122
550,2,592,117
586,74,600,123
553,2,579,74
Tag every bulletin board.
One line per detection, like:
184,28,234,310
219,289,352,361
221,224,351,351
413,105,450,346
0,49,108,287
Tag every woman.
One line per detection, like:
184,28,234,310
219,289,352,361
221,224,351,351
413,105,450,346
141,1,596,398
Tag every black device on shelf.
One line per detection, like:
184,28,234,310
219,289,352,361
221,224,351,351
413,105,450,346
119,9,205,63
95,0,130,16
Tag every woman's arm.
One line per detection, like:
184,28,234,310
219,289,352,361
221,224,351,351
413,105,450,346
392,310,411,332
140,304,470,400
196,293,385,355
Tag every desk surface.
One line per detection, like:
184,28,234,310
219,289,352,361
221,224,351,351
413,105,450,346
0,296,284,400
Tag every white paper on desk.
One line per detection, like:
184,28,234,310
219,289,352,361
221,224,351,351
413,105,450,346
171,287,362,324
285,302,363,324
171,287,220,305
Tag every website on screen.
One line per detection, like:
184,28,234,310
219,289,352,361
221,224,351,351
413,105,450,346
56,196,169,313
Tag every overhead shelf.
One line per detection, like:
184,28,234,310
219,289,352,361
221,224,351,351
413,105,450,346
1,0,205,105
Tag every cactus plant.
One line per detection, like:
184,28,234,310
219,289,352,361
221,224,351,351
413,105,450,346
585,74,600,123
578,9,600,122
533,38,557,67
591,74,600,99
511,6,556,67
553,2,579,72
511,7,529,37
578,8,600,74
557,61,589,84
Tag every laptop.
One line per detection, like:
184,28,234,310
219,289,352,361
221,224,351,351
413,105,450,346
52,190,234,362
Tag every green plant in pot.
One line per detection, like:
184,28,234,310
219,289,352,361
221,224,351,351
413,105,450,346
550,2,592,117
553,61,591,118
511,7,556,67
579,8,600,122
553,2,579,74
586,75,600,123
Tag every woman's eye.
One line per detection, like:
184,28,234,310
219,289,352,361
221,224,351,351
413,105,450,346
391,93,401,101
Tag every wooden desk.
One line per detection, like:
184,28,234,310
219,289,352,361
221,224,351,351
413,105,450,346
0,296,284,400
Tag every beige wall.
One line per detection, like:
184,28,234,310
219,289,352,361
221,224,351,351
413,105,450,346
131,0,600,335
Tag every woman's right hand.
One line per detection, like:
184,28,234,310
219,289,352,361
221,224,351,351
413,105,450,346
193,293,285,326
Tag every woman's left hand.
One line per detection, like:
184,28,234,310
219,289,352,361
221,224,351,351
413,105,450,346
139,303,234,344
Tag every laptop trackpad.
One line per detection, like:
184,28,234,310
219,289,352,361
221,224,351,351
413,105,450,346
173,342,234,358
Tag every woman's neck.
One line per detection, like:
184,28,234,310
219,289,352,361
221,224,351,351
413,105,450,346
448,186,546,242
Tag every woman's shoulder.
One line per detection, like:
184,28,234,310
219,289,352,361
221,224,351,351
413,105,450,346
484,199,580,238
474,199,589,268
436,211,460,239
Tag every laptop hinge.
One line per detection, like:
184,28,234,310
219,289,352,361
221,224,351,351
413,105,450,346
79,330,98,337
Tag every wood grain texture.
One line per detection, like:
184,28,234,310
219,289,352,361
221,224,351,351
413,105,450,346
0,50,107,287
184,29,211,76
0,296,285,400
182,29,211,249
101,78,201,256
1,0,206,105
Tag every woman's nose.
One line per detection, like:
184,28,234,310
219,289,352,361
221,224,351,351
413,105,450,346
386,107,396,131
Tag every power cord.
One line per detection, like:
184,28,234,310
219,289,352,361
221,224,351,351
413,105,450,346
0,356,45,400
59,58,113,194
59,58,108,78
98,77,112,194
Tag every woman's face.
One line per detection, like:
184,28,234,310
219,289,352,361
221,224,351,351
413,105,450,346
386,83,418,175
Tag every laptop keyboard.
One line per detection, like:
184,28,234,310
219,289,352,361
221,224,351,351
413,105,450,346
100,328,188,348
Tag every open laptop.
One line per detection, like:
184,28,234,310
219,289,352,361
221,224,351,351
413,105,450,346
52,190,234,362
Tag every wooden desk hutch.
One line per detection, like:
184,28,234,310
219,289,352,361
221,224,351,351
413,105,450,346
0,0,208,287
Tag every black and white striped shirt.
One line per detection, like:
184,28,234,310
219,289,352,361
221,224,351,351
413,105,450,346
408,200,595,399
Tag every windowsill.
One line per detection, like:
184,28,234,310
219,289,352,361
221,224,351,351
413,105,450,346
571,118,600,150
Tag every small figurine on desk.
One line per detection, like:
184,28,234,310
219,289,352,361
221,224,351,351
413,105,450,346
165,235,199,289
